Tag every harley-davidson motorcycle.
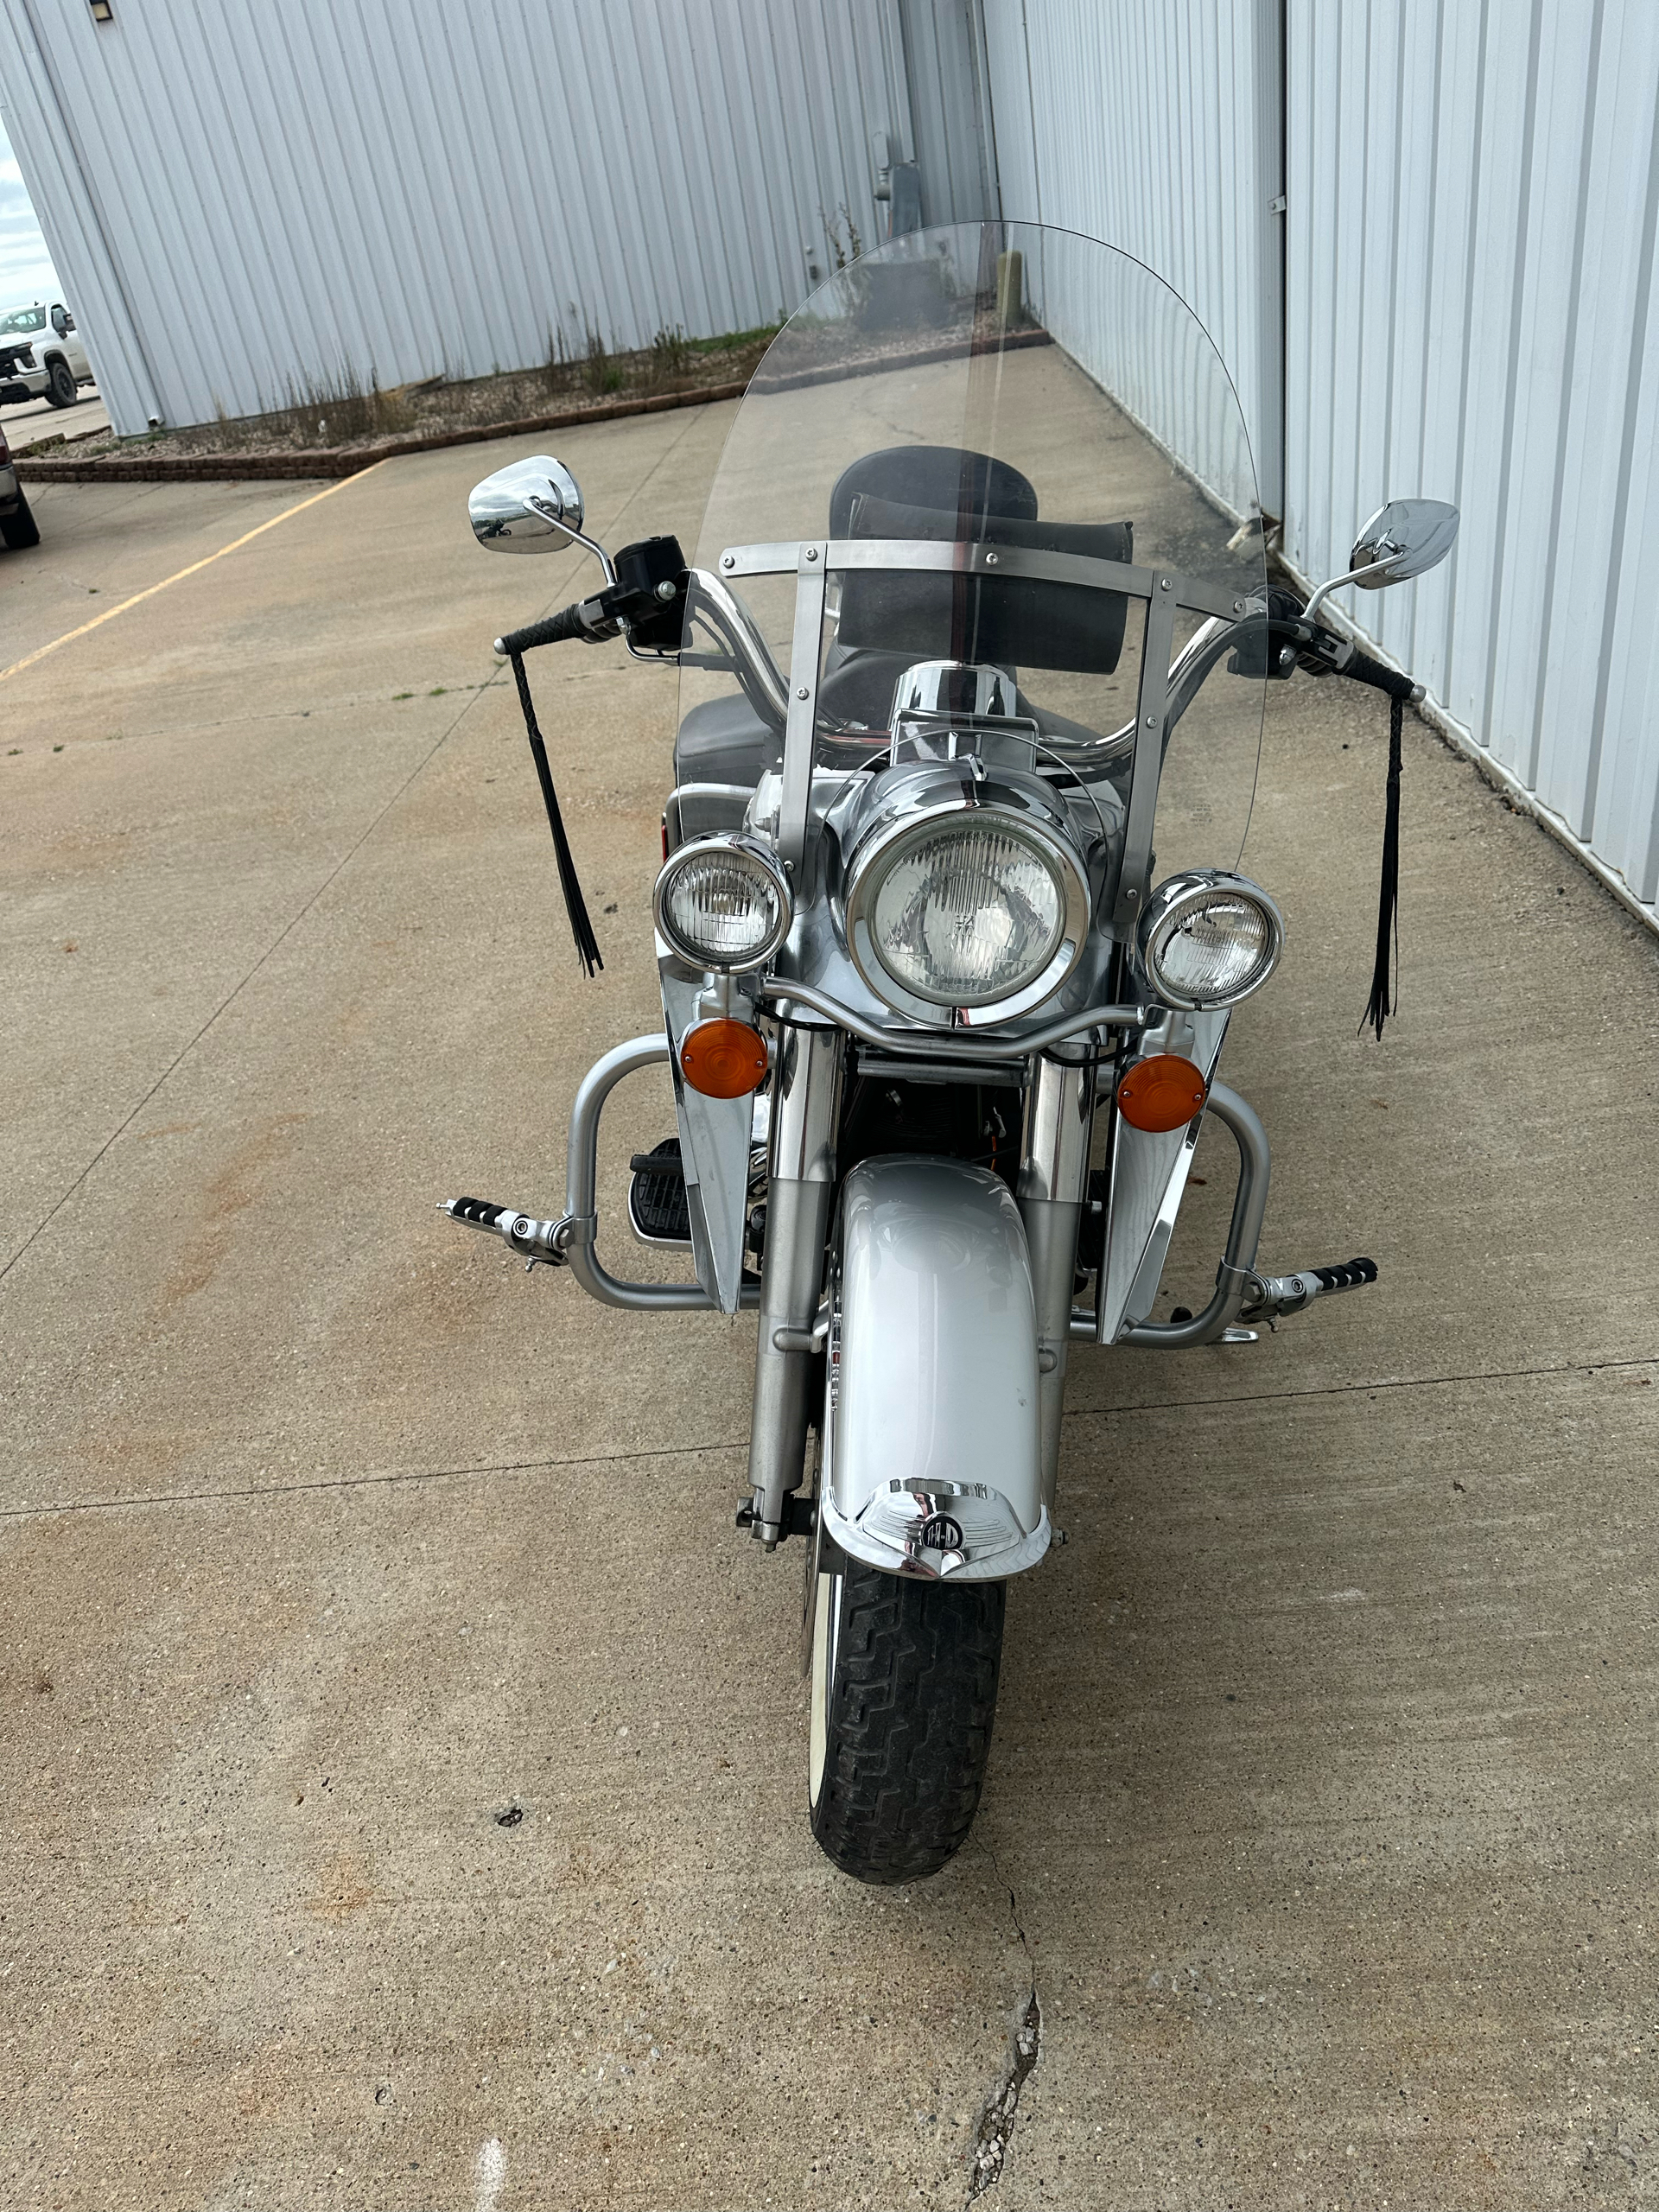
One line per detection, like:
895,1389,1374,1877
444,223,1458,1884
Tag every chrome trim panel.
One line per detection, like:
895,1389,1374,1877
1018,1055,1096,1510
1096,1006,1230,1341
664,783,755,852
747,1023,846,1543
1112,575,1179,935
1018,1052,1097,1204
768,1020,843,1183
658,970,753,1313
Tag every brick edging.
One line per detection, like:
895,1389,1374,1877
14,378,752,485
14,324,1055,486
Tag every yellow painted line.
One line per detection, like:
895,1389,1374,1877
0,461,387,684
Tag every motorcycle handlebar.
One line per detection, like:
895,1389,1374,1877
494,600,604,658
1343,647,1419,702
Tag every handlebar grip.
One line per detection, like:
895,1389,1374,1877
495,601,592,657
1344,648,1418,702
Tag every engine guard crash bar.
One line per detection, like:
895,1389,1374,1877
1071,1079,1269,1349
563,1033,760,1313
458,1041,1264,1335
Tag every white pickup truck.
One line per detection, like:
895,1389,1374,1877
0,301,94,410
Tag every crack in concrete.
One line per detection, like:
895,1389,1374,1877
966,1843,1042,2203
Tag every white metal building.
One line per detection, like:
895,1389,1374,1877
4,0,1659,932
0,0,994,432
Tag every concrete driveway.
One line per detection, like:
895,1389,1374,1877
3,413,1658,2212
2,386,109,452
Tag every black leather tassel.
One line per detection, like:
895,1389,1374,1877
509,650,602,977
1361,690,1404,1041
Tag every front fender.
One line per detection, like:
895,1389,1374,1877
822,1157,1050,1581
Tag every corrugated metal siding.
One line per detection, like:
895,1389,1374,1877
982,0,1659,929
0,1,164,425
1285,0,1659,925
0,0,989,436
897,0,997,229
978,0,1284,512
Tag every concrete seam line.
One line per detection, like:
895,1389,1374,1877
0,1439,752,1521
0,461,387,685
1062,1351,1659,1424
4,1351,1656,1520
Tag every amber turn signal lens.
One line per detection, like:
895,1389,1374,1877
1116,1052,1207,1134
679,1018,769,1100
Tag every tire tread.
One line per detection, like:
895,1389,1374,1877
811,1560,1004,1884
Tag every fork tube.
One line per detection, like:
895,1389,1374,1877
748,1022,845,1546
1018,1054,1096,1511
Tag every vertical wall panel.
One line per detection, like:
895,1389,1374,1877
979,0,1659,930
977,0,1039,225
0,0,988,434
1284,0,1659,929
979,0,1284,515
898,0,996,228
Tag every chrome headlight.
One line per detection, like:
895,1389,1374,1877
845,797,1090,1019
1141,871,1283,1009
653,836,791,972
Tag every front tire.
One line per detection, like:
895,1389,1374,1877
44,358,78,408
808,1547,1005,1884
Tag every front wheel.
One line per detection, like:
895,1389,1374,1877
44,357,78,408
808,1546,1005,1884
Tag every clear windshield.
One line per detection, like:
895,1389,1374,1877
679,222,1265,880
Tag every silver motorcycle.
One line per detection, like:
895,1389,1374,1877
445,223,1458,1884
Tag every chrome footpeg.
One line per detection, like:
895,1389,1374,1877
439,1196,574,1266
1239,1255,1376,1321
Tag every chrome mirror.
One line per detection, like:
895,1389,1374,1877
469,455,588,555
1349,497,1460,588
1304,495,1459,624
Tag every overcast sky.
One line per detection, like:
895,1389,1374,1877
1,118,62,307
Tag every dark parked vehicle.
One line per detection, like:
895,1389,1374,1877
0,425,41,550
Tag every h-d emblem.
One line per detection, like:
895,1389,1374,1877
919,1513,964,1552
